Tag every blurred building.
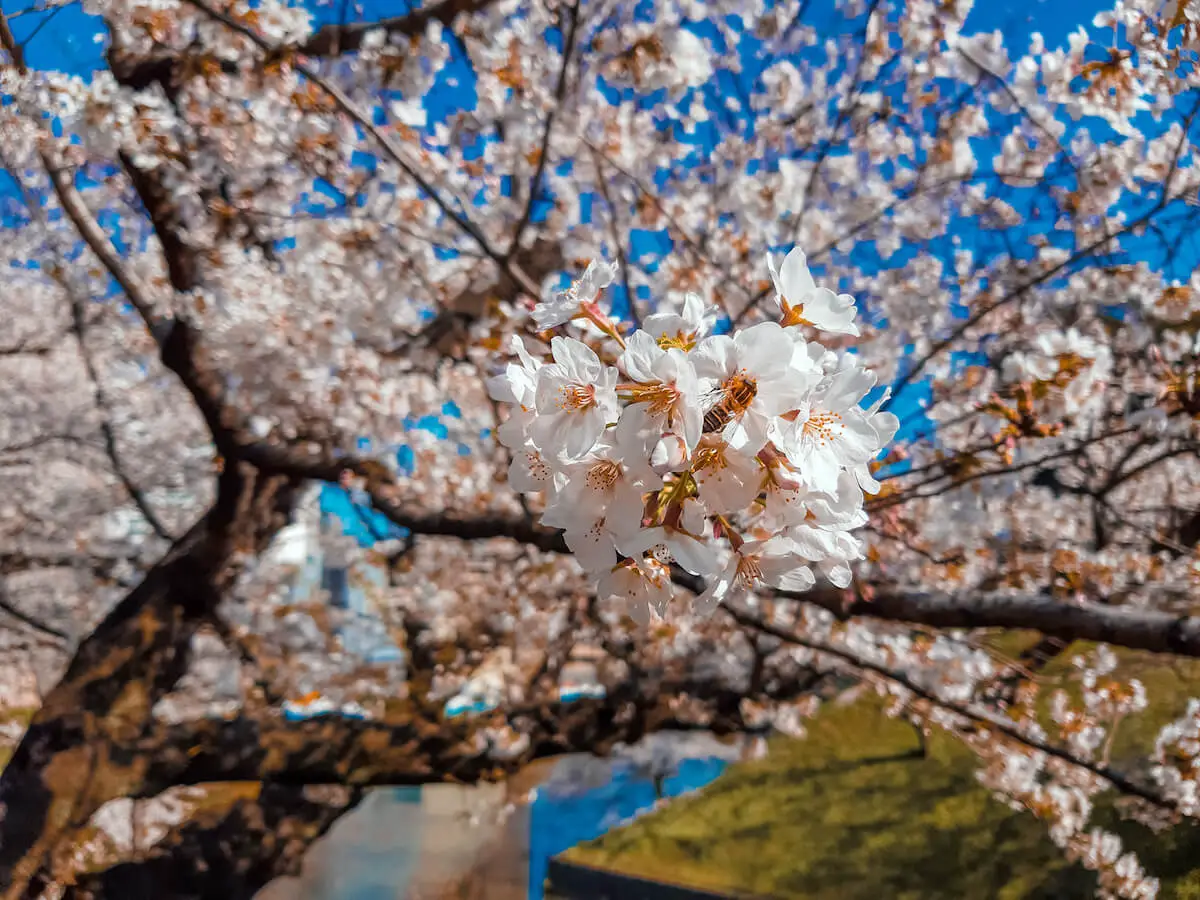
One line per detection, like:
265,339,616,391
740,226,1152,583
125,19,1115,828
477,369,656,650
267,486,403,668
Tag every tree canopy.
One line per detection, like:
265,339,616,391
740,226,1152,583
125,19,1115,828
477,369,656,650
1,0,1199,896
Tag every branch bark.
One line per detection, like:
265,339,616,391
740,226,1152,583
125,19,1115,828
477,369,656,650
111,0,496,90
125,667,817,799
298,0,492,57
239,439,1200,661
60,784,361,900
0,467,299,898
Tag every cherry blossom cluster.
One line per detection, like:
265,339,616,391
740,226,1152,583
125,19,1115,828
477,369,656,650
1152,699,1200,817
487,249,898,623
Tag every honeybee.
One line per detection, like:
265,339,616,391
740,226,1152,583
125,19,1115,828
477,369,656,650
702,371,758,434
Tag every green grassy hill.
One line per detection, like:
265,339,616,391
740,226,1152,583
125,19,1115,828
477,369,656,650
566,645,1200,899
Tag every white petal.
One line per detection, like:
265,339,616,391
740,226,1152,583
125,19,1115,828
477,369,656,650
735,322,793,380
566,521,617,574
774,565,816,592
552,336,601,381
668,533,717,577
616,526,666,559
779,247,817,301
619,331,660,383
823,563,853,588
692,335,735,379
559,413,604,460
627,597,651,626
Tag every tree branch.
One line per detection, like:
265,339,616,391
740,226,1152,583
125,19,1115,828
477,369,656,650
178,0,540,299
236,438,1200,662
0,467,299,898
508,0,580,257
722,602,1175,812
0,593,68,643
128,665,819,798
299,0,493,57
60,784,361,900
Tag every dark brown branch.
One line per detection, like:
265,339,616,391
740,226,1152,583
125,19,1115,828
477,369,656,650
0,467,299,897
116,150,201,296
0,592,67,643
298,0,493,57
237,439,1200,662
60,784,361,900
802,587,1200,659
0,340,52,356
508,0,580,256
236,440,568,552
179,0,540,298
0,517,220,895
0,551,136,578
109,0,495,91
128,666,819,798
674,558,1200,660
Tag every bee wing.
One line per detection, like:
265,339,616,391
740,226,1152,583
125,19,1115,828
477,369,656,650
699,381,726,411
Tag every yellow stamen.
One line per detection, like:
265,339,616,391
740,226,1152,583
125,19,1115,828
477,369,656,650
622,382,681,416
657,331,697,352
734,554,763,589
780,298,813,328
802,411,843,446
586,459,622,492
557,383,596,411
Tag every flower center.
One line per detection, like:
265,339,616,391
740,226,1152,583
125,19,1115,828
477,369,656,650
692,442,729,473
585,459,623,492
557,382,597,412
734,554,763,589
526,451,551,483
642,558,669,587
657,331,697,352
781,300,813,328
625,382,681,416
801,411,843,445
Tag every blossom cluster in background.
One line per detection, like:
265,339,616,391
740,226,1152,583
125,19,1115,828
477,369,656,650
487,248,898,622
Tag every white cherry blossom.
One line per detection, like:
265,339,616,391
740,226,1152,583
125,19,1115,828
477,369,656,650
695,536,817,614
776,362,890,493
691,436,763,513
597,557,674,625
541,433,659,538
531,260,620,329
642,291,719,350
531,337,619,461
508,448,559,496
486,335,543,449
767,248,860,336
491,250,892,625
617,330,703,454
618,523,717,579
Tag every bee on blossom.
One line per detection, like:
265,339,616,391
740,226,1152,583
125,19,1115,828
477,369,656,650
486,247,894,623
691,320,815,455
701,369,758,435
